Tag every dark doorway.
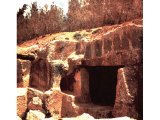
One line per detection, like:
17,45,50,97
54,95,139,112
60,72,75,92
86,66,119,106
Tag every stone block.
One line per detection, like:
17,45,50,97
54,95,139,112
44,90,63,118
17,59,31,87
74,68,90,103
113,65,143,119
61,93,81,117
29,58,52,91
27,88,44,104
26,110,45,120
28,97,43,111
17,88,27,118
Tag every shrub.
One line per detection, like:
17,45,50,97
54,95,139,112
73,33,82,40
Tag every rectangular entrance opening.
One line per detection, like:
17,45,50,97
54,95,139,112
86,66,120,106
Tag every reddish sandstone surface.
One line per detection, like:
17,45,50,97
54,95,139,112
17,19,143,120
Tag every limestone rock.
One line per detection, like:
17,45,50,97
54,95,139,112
29,58,52,91
73,68,90,103
50,60,69,89
74,113,94,120
83,19,143,66
112,65,143,119
62,114,135,120
47,40,77,61
17,116,22,120
105,116,136,120
61,93,81,117
17,45,39,56
67,52,84,75
28,97,43,111
17,59,31,87
27,88,44,105
17,88,27,118
26,110,45,120
44,90,63,118
17,18,143,120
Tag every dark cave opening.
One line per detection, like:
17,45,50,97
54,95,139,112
60,72,75,93
86,66,120,106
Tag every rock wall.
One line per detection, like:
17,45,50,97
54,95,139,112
81,20,142,66
17,19,143,119
112,65,143,119
29,58,52,91
17,59,31,87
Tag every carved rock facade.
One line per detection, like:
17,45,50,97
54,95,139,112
17,19,143,120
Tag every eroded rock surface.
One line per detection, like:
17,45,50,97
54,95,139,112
17,59,31,87
44,89,63,118
17,19,143,119
17,88,27,118
28,97,43,111
26,110,45,120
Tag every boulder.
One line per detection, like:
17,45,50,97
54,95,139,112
26,110,45,120
28,97,43,111
27,88,44,104
74,113,94,120
44,89,63,119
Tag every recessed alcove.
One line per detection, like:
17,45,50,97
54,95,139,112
60,65,122,107
60,73,75,93
85,66,120,106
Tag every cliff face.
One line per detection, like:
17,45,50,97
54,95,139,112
17,19,143,120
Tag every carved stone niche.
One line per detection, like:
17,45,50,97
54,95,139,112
73,66,120,105
84,66,120,106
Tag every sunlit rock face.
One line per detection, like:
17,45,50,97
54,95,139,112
82,20,143,66
17,19,143,119
26,110,45,120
